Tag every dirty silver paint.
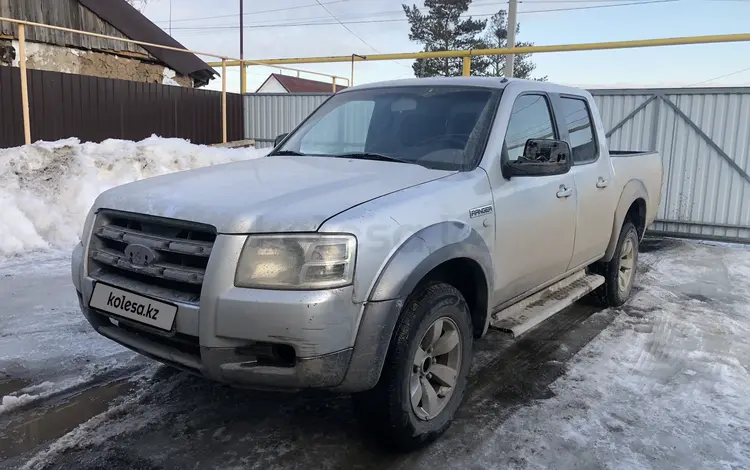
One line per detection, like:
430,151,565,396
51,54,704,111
88,156,455,234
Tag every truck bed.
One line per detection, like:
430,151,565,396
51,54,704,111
609,150,663,228
610,150,655,157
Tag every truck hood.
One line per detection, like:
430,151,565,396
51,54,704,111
92,155,453,233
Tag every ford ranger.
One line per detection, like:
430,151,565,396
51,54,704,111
72,77,663,449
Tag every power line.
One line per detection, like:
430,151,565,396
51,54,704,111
168,0,682,31
315,0,382,53
153,0,507,25
527,0,679,13
312,0,412,70
689,66,750,86
152,0,705,26
153,0,353,24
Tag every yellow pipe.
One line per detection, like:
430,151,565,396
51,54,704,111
220,33,750,66
0,16,346,87
0,16,232,60
18,24,31,145
206,58,349,84
240,65,247,94
462,57,471,76
221,59,227,143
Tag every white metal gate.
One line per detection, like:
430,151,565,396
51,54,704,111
592,87,750,244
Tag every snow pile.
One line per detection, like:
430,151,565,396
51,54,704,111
0,381,54,414
0,393,36,414
0,136,267,257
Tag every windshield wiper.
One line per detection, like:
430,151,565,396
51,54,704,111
269,149,305,156
271,150,421,167
332,152,412,165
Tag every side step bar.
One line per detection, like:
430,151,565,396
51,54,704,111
490,270,605,338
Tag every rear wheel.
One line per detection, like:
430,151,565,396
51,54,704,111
592,221,639,307
352,281,473,451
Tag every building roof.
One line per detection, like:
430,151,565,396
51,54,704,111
0,0,144,56
79,0,217,87
259,73,348,93
0,0,217,87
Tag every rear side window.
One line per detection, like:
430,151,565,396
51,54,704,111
504,94,557,162
559,97,598,163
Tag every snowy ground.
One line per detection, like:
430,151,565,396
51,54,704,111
1,239,749,469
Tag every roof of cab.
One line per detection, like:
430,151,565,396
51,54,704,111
340,76,590,98
341,76,512,91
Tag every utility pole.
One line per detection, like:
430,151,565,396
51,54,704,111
504,0,518,78
240,0,246,94
169,0,172,35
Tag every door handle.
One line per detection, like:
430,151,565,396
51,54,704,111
596,177,609,188
556,185,573,198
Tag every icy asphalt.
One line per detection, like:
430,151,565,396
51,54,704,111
1,238,749,470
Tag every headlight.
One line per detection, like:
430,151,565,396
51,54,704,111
235,234,357,290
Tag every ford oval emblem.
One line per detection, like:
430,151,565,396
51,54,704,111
124,244,158,267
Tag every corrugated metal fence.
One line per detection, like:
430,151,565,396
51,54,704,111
244,93,330,148
591,87,750,244
0,67,244,148
245,87,750,243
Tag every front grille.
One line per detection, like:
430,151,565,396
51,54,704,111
88,210,216,303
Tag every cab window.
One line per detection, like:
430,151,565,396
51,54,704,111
559,97,598,164
504,94,557,162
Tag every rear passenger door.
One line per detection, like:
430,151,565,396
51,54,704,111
553,94,616,269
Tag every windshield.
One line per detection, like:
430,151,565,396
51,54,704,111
271,86,500,171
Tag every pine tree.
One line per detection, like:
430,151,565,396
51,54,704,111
402,0,487,77
473,10,546,80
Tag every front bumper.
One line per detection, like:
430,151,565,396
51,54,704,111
72,236,396,391
76,296,352,389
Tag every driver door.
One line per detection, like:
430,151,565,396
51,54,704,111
490,93,577,305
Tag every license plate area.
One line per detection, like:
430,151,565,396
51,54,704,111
89,283,178,332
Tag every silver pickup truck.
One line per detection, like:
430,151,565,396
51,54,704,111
72,77,663,449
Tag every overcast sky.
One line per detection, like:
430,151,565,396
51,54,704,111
138,0,750,92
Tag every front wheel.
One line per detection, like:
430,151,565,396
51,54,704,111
352,282,473,451
592,221,639,307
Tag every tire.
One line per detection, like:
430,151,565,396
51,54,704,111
352,281,473,451
591,221,639,307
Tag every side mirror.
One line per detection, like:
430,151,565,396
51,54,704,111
504,139,572,178
273,133,289,147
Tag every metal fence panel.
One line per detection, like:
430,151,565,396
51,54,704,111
0,67,243,148
244,93,330,148
0,66,24,146
593,87,750,243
